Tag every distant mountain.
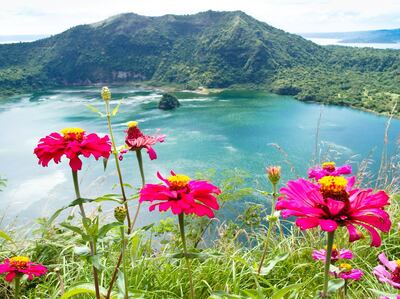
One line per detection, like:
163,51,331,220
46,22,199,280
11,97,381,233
0,11,399,115
0,11,325,89
302,28,400,44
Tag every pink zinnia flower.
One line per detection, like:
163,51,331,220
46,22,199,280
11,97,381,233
373,253,400,289
276,175,391,247
312,246,353,262
139,171,221,217
34,128,111,171
336,263,363,281
308,162,352,180
124,121,165,160
380,296,400,299
0,256,47,282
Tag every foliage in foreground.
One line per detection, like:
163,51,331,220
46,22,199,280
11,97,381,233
0,190,399,298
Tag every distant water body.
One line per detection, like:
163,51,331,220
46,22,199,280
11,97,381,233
307,37,400,49
0,87,399,223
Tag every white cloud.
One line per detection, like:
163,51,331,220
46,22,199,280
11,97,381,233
0,0,399,35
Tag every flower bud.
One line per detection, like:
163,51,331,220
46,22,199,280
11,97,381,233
114,206,127,222
267,215,278,222
101,87,111,101
267,166,281,185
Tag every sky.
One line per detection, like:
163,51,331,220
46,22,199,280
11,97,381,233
0,0,399,35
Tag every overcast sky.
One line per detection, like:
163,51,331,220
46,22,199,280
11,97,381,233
1,0,399,35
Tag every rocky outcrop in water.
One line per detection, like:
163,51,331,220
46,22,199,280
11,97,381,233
158,93,180,110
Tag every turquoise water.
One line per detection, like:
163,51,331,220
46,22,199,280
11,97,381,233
0,87,399,223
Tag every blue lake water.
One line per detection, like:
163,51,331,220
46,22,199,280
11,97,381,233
0,87,399,224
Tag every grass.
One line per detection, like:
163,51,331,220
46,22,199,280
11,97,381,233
0,175,399,298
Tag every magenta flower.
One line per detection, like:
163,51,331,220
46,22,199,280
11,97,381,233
373,253,400,289
124,121,165,160
380,296,400,299
34,128,111,171
308,162,352,180
312,246,353,262
336,264,363,281
276,176,391,246
139,171,221,218
0,256,47,282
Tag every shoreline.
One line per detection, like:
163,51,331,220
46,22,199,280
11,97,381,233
0,81,398,119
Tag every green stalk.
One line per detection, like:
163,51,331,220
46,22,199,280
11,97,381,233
104,101,132,233
130,150,145,230
72,170,101,299
257,183,278,274
14,275,20,299
120,226,129,299
72,170,86,218
178,213,195,299
322,231,335,297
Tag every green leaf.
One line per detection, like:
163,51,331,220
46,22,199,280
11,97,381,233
89,254,103,271
258,253,289,276
112,99,123,116
61,222,88,239
93,194,123,204
48,208,64,225
98,222,123,239
60,283,107,298
209,291,243,299
68,198,93,207
0,229,13,242
327,278,345,293
138,223,154,231
170,252,203,259
117,270,126,297
85,104,105,117
271,283,302,299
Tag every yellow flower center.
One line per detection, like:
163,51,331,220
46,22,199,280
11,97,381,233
167,174,191,190
339,263,352,272
9,256,30,268
60,127,85,141
127,121,138,128
319,176,347,192
396,260,400,267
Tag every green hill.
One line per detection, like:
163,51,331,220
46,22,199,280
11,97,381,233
0,11,399,115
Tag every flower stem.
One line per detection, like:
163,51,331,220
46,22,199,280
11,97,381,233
71,170,101,299
257,183,278,274
105,101,132,233
72,170,86,217
322,231,335,297
120,226,129,299
178,213,195,299
343,280,348,299
14,275,20,299
130,150,145,230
